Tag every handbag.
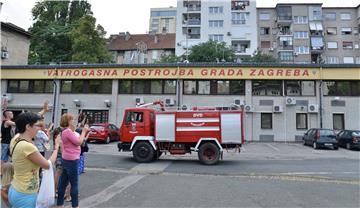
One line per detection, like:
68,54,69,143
36,160,55,208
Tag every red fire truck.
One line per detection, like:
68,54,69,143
117,101,244,165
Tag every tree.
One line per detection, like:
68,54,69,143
155,54,181,63
187,41,235,63
70,15,112,63
28,0,109,64
243,50,279,63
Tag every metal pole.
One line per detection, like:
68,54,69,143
319,80,323,128
185,4,189,61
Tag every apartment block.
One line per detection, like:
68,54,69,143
149,7,177,34
258,3,360,64
107,32,175,64
175,0,258,62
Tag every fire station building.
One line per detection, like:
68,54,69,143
1,63,360,142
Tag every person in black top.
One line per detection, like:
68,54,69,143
1,110,16,163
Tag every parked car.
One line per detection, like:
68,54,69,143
336,130,360,150
303,128,338,150
88,123,120,144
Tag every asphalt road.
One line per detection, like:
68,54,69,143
71,142,360,208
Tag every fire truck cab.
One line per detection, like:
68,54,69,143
118,102,244,165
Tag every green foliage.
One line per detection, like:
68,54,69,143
28,0,109,64
155,54,181,63
187,41,235,63
70,15,112,63
243,50,279,63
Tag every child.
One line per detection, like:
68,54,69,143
1,162,14,207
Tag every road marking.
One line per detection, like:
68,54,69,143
130,161,172,174
266,143,280,151
78,161,172,208
79,174,145,208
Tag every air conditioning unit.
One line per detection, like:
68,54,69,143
233,99,243,106
285,97,296,105
273,105,283,113
244,105,254,112
269,47,274,51
135,97,144,105
308,104,319,113
2,93,13,102
165,98,175,106
227,32,232,36
1,51,9,59
294,52,298,56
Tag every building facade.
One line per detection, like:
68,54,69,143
107,32,175,64
2,64,360,142
257,3,360,64
149,7,177,34
175,0,258,62
0,22,31,65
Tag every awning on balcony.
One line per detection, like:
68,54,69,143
309,22,323,31
310,37,324,49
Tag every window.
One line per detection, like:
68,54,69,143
260,27,270,35
326,56,339,64
82,110,109,124
341,27,352,35
342,42,353,49
260,41,271,48
293,16,308,24
230,81,245,95
323,81,360,96
295,46,310,54
232,12,249,24
119,80,176,94
343,57,354,64
261,113,272,129
340,13,351,20
209,20,223,28
324,12,336,21
333,114,344,130
279,51,294,62
285,81,315,96
151,80,162,94
60,80,111,94
183,80,245,95
209,34,224,42
296,113,308,129
7,80,53,93
326,27,337,35
231,0,250,10
294,31,309,39
209,7,223,14
356,57,360,64
164,80,176,94
354,28,359,35
312,7,322,20
252,80,283,96
259,12,270,20
327,41,338,49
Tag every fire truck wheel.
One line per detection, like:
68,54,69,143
198,142,220,165
153,151,163,160
133,141,155,163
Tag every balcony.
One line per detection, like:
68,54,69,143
278,45,294,50
183,19,201,25
310,36,324,52
232,41,251,55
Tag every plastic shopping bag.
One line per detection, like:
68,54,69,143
36,160,55,208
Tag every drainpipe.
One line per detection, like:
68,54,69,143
319,66,323,128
